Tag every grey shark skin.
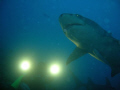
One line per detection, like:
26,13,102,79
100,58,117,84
59,13,120,77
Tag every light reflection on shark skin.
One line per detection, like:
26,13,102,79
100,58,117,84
59,13,120,77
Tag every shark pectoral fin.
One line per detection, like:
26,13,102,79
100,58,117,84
93,49,109,64
66,47,87,65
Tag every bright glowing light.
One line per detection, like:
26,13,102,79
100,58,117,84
21,61,30,70
50,64,60,74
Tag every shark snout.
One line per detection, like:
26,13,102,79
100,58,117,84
59,13,73,18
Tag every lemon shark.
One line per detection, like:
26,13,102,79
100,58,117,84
59,13,120,77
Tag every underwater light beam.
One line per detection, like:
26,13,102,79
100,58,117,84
21,61,30,71
50,64,60,74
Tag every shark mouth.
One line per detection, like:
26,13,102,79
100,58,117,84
65,23,82,30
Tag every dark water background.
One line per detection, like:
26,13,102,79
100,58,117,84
0,0,120,90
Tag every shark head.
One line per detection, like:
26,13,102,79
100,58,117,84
59,13,85,30
59,13,95,47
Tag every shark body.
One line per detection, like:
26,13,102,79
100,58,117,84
59,13,120,77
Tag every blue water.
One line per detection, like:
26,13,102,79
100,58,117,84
1,0,120,90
